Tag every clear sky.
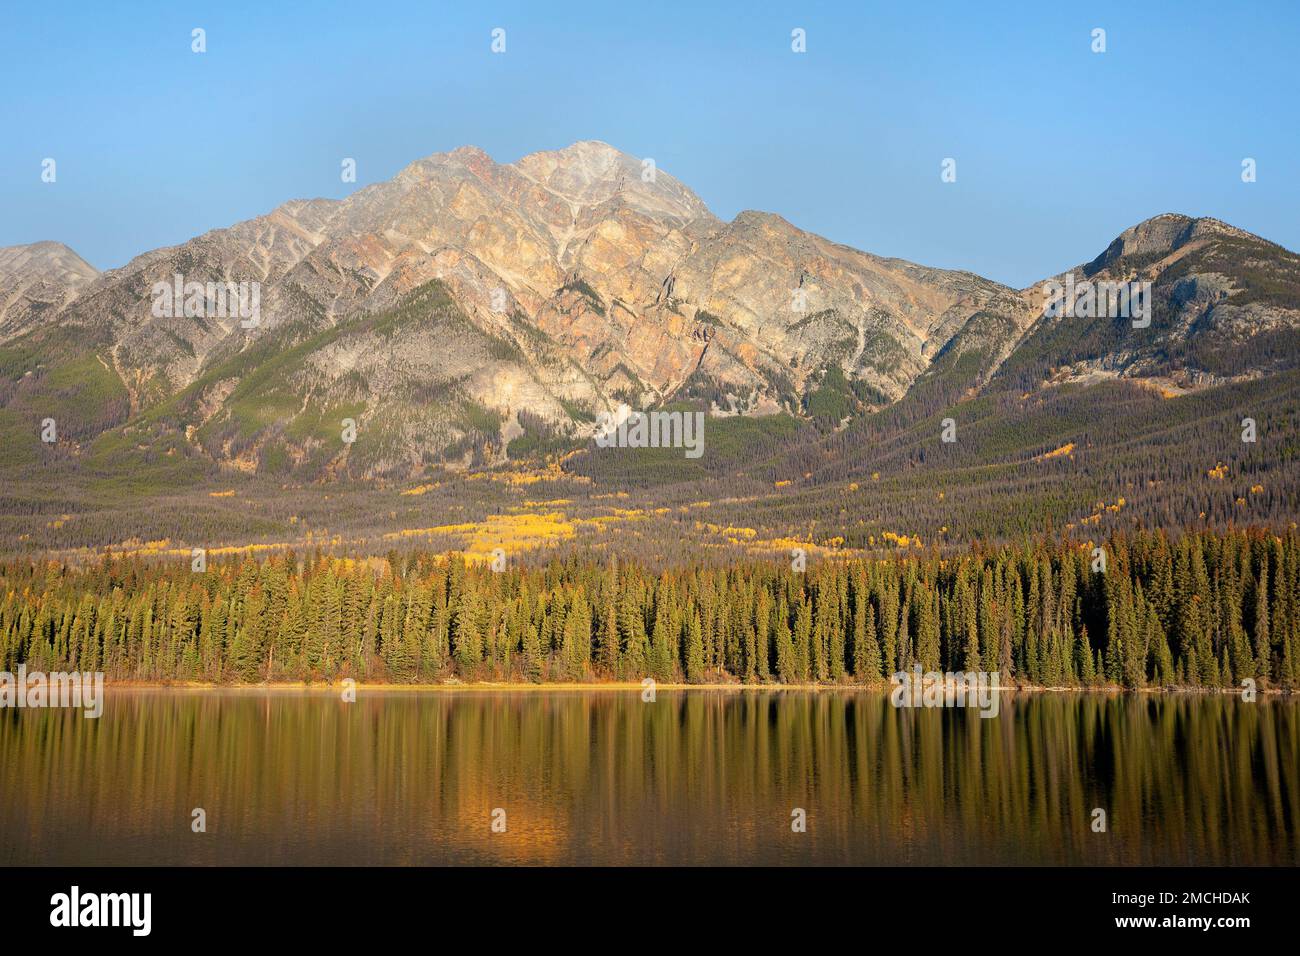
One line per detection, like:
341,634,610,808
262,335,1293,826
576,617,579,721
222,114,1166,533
2,0,1296,287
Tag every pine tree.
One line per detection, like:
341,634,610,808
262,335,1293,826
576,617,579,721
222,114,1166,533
619,586,648,678
754,587,772,681
793,598,813,682
453,589,482,677
560,593,591,681
685,610,705,684
775,600,796,685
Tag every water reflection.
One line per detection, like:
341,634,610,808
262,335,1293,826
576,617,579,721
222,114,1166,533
1,690,1295,865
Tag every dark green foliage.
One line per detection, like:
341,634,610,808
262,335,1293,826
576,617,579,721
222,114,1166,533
1,528,1294,690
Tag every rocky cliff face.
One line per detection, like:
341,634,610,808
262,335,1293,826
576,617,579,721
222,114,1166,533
2,144,1295,480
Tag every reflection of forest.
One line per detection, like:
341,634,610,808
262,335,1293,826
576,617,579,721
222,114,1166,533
1,690,1295,866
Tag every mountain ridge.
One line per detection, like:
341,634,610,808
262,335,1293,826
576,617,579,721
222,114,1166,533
1,143,1297,487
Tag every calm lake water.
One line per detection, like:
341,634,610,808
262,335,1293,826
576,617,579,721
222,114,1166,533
1,689,1296,866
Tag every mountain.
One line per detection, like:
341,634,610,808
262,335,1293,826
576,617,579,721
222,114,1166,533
1,142,1298,560
1001,213,1300,396
0,241,98,340
0,142,1041,478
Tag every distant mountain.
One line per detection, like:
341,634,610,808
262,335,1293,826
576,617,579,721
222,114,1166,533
0,241,98,340
1,143,1297,487
1000,213,1300,396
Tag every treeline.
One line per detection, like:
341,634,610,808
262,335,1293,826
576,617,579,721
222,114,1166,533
1,528,1297,689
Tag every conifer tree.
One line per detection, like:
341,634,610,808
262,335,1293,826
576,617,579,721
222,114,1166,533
685,610,705,683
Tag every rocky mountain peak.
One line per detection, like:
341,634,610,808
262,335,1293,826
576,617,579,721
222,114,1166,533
392,144,497,186
512,141,714,226
0,241,100,338
1082,213,1260,278
0,241,99,282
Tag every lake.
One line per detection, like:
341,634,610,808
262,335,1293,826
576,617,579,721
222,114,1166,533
1,689,1295,865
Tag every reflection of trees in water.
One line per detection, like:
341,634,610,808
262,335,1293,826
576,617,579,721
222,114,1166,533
0,691,1295,865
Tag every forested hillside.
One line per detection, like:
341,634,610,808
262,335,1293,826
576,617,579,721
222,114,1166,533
3,527,1295,689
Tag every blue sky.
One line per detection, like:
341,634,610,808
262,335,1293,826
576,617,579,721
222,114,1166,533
2,0,1296,287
